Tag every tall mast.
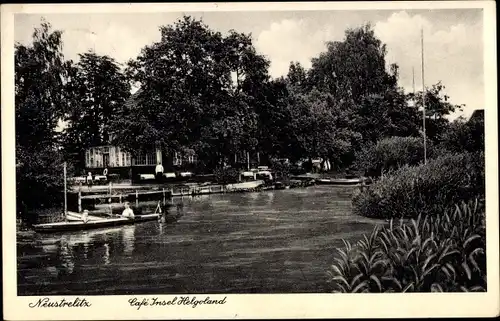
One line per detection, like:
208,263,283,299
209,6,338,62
63,162,68,219
412,67,416,96
421,28,427,164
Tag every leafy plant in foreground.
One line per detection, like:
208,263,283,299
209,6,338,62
327,199,486,292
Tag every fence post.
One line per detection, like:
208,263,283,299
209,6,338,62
78,190,82,213
135,190,139,207
163,188,166,205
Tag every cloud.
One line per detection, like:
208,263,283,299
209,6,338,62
255,12,483,118
60,21,160,67
255,19,338,78
374,11,483,117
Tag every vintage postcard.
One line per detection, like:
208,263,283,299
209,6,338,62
2,1,499,320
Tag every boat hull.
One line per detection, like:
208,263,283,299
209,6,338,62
225,180,265,191
33,214,160,233
315,178,362,185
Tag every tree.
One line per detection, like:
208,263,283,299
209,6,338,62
287,61,308,90
354,88,421,144
15,22,69,150
15,21,72,211
304,23,414,151
63,52,130,171
307,24,397,104
438,115,484,154
287,88,362,168
111,16,269,169
408,81,464,142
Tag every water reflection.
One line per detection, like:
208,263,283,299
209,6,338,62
59,237,74,274
122,226,136,256
103,243,110,265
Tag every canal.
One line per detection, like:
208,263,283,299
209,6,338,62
17,185,382,295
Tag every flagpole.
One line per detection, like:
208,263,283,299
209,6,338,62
421,28,427,165
412,67,416,96
63,162,68,220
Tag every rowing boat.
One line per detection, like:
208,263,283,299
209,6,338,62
33,213,160,233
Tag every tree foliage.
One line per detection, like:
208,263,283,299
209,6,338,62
111,16,269,168
408,81,464,143
307,24,398,103
15,21,71,211
63,52,130,171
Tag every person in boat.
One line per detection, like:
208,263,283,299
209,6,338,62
121,202,135,219
86,172,93,191
155,161,164,183
81,210,89,224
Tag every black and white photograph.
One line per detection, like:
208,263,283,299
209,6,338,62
2,1,498,319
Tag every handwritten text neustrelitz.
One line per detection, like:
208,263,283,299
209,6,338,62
29,297,91,308
129,296,227,309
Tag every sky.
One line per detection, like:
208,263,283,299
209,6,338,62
14,9,484,119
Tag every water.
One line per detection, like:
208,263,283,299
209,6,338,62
17,186,382,295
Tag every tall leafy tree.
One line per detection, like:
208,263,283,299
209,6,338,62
15,21,72,211
63,52,130,170
286,61,308,91
112,16,230,156
111,16,269,168
307,24,397,104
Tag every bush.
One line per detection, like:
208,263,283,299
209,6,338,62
438,116,484,154
355,136,433,177
327,199,486,292
352,152,484,219
16,147,71,213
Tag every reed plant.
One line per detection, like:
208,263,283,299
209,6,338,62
327,199,486,292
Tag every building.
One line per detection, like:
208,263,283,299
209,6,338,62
84,145,198,180
83,89,199,179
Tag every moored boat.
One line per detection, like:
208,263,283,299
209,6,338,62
225,179,265,192
315,178,363,185
33,213,160,233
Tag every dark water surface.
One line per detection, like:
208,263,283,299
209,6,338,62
17,186,382,295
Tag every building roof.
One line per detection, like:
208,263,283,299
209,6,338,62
469,109,484,122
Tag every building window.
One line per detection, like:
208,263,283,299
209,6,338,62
115,147,120,166
134,152,156,166
174,152,182,166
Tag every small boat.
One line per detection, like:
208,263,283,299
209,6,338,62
226,180,265,192
33,213,160,233
315,178,363,185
